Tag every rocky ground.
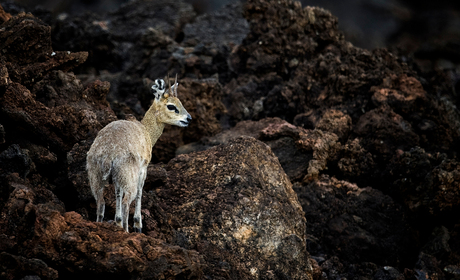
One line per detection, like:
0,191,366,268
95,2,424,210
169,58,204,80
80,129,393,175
1,0,460,279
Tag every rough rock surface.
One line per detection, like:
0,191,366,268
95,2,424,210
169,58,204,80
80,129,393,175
178,117,341,182
1,0,460,279
0,12,116,155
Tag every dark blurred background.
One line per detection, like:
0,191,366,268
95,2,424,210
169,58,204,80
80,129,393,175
304,0,460,72
4,0,460,71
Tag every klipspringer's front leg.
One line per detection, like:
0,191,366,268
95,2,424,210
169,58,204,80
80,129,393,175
95,187,105,223
96,199,105,223
122,202,129,232
133,194,143,233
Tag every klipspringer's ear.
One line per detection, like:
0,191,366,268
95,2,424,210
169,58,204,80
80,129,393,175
151,79,166,100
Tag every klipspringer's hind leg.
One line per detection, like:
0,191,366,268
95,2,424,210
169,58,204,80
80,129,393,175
88,166,106,223
114,176,136,232
114,183,124,228
122,184,137,232
112,155,139,232
133,166,147,233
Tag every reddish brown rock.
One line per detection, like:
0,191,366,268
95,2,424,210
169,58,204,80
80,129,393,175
1,12,53,66
385,147,460,217
261,120,341,181
0,13,88,87
0,174,203,279
222,0,460,164
315,109,352,141
178,117,341,182
0,73,116,154
371,74,427,111
0,252,58,280
335,138,376,184
0,144,34,179
235,1,341,75
224,0,415,128
0,4,11,24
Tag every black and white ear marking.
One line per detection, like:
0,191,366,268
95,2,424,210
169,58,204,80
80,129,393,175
151,79,166,100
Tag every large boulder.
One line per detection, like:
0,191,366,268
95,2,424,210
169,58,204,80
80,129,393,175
156,136,313,279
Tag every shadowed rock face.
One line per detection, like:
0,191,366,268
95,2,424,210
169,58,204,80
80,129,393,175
294,175,416,268
1,0,460,279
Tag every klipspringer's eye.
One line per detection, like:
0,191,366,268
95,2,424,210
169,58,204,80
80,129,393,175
167,104,179,113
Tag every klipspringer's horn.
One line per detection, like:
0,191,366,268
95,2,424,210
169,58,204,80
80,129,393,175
173,73,178,97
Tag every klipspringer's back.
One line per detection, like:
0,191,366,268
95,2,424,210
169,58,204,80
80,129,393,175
86,120,152,177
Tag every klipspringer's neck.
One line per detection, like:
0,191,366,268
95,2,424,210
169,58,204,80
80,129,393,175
141,106,165,147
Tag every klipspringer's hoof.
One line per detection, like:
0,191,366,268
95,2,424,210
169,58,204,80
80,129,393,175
107,220,124,229
133,227,142,233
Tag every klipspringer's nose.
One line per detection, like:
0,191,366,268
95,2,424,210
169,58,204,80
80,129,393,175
187,114,192,122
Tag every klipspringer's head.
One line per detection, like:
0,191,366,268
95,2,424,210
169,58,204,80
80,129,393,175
151,75,192,127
